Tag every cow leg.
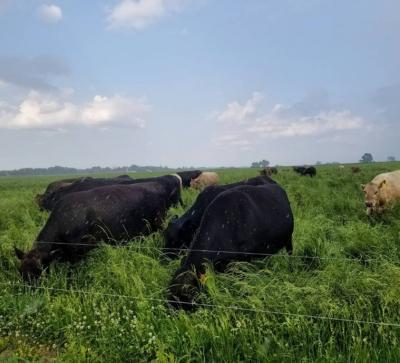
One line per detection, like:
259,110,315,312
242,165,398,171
285,237,293,255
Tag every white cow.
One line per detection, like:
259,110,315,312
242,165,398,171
190,172,219,190
362,170,400,214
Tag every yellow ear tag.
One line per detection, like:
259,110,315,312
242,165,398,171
199,273,208,285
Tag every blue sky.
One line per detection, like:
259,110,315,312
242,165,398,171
0,0,399,169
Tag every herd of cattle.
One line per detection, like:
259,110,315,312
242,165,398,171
12,166,400,309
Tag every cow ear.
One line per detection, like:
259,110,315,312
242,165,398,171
378,180,386,188
361,184,365,189
50,248,61,256
50,249,63,259
14,247,25,260
42,249,62,265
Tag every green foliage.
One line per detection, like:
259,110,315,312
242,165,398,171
251,160,270,168
360,153,374,163
0,163,400,362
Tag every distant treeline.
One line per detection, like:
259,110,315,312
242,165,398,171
0,165,178,177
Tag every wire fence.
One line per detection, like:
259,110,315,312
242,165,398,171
4,240,400,330
1,281,400,328
13,240,390,263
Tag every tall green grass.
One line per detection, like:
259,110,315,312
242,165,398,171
0,163,400,362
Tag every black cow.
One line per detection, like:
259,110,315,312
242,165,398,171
164,176,276,258
293,166,305,174
176,170,203,188
293,166,316,177
15,175,182,281
35,177,93,209
167,182,294,309
40,175,184,212
303,166,316,177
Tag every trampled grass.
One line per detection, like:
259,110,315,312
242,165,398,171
0,163,400,362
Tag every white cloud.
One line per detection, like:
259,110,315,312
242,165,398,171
217,92,263,124
247,110,365,138
81,94,148,127
0,91,150,129
213,134,251,147
107,0,185,30
213,93,369,148
38,4,63,23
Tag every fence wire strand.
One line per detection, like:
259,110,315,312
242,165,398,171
1,281,400,328
17,240,382,262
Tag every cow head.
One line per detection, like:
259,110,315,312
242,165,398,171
14,247,61,282
362,180,386,214
168,268,200,310
35,194,44,209
14,248,43,281
164,216,193,258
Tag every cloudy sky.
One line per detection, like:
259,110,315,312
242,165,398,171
0,0,399,169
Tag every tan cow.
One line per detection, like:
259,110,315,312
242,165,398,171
190,171,219,190
362,170,400,214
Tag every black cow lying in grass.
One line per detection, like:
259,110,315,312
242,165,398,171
40,174,184,212
167,182,294,309
293,166,316,177
15,175,182,281
176,170,203,188
164,175,276,257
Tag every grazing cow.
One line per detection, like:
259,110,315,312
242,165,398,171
15,175,182,281
351,166,361,173
362,170,400,215
39,175,184,212
293,166,316,177
303,166,316,177
164,175,276,257
293,166,306,174
190,172,219,190
260,167,278,177
338,165,345,171
177,170,203,188
35,177,92,209
167,182,294,309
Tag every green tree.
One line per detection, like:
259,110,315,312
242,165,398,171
251,160,270,168
360,153,373,163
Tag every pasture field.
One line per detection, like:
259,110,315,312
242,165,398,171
1,163,400,362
